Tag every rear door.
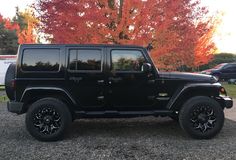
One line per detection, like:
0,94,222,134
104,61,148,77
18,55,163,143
66,47,106,110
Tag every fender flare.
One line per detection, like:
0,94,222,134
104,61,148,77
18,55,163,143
167,83,221,110
20,87,77,105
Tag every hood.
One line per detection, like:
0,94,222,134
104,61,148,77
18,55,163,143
159,72,217,83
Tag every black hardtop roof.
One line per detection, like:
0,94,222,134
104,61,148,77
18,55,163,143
20,44,145,49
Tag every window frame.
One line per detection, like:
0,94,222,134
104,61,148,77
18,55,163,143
110,49,147,73
67,48,103,73
20,48,61,73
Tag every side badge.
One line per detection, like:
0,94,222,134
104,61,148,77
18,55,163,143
158,93,168,97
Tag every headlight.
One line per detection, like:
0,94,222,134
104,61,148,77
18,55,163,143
205,72,211,75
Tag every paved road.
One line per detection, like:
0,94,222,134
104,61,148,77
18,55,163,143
0,101,236,160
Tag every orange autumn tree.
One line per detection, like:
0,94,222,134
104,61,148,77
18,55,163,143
35,0,217,70
194,21,217,68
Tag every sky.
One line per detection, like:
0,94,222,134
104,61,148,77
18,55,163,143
202,0,236,54
0,0,236,53
0,0,34,17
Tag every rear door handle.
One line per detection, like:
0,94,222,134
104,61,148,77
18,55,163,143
97,80,104,85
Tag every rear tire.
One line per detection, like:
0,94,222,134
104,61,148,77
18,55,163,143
26,98,72,141
5,63,16,100
179,96,224,139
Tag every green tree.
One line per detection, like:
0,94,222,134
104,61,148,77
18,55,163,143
199,53,236,71
0,20,18,55
13,7,27,31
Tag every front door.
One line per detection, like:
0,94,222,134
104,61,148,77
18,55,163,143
66,47,105,110
107,48,157,111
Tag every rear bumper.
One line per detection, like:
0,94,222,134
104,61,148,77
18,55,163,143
7,101,24,114
217,96,233,109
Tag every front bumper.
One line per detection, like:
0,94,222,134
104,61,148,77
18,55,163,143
217,96,233,109
7,101,24,114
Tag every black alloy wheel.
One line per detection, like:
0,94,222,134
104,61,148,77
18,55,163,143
179,96,224,139
26,98,72,141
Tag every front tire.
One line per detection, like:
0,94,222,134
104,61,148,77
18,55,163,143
26,98,72,141
179,96,224,139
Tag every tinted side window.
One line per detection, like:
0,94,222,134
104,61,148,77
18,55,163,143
230,64,236,71
69,49,101,71
111,50,146,71
223,65,231,70
22,49,60,72
223,64,236,71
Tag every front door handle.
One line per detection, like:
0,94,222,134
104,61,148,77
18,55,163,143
97,96,104,101
69,77,83,83
148,79,155,84
109,77,122,83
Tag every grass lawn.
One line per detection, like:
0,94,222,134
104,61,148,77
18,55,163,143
0,86,7,102
0,95,8,102
0,86,5,91
222,83,236,98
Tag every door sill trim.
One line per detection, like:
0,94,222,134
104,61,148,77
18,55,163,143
75,110,173,118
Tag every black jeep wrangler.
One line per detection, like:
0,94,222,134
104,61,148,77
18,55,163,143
5,44,233,141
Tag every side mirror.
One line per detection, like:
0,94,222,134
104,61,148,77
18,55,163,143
142,63,152,73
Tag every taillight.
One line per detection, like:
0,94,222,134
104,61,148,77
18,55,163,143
11,79,16,89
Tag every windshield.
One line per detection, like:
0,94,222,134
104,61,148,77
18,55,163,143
146,50,159,72
213,63,227,69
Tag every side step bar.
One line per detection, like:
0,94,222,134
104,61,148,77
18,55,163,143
75,110,174,118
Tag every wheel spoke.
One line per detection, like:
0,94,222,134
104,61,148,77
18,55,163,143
208,118,216,125
35,113,42,120
41,125,47,133
54,117,61,122
207,109,214,116
34,123,43,129
206,122,214,129
202,123,208,132
51,124,59,131
195,123,202,130
191,118,197,123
